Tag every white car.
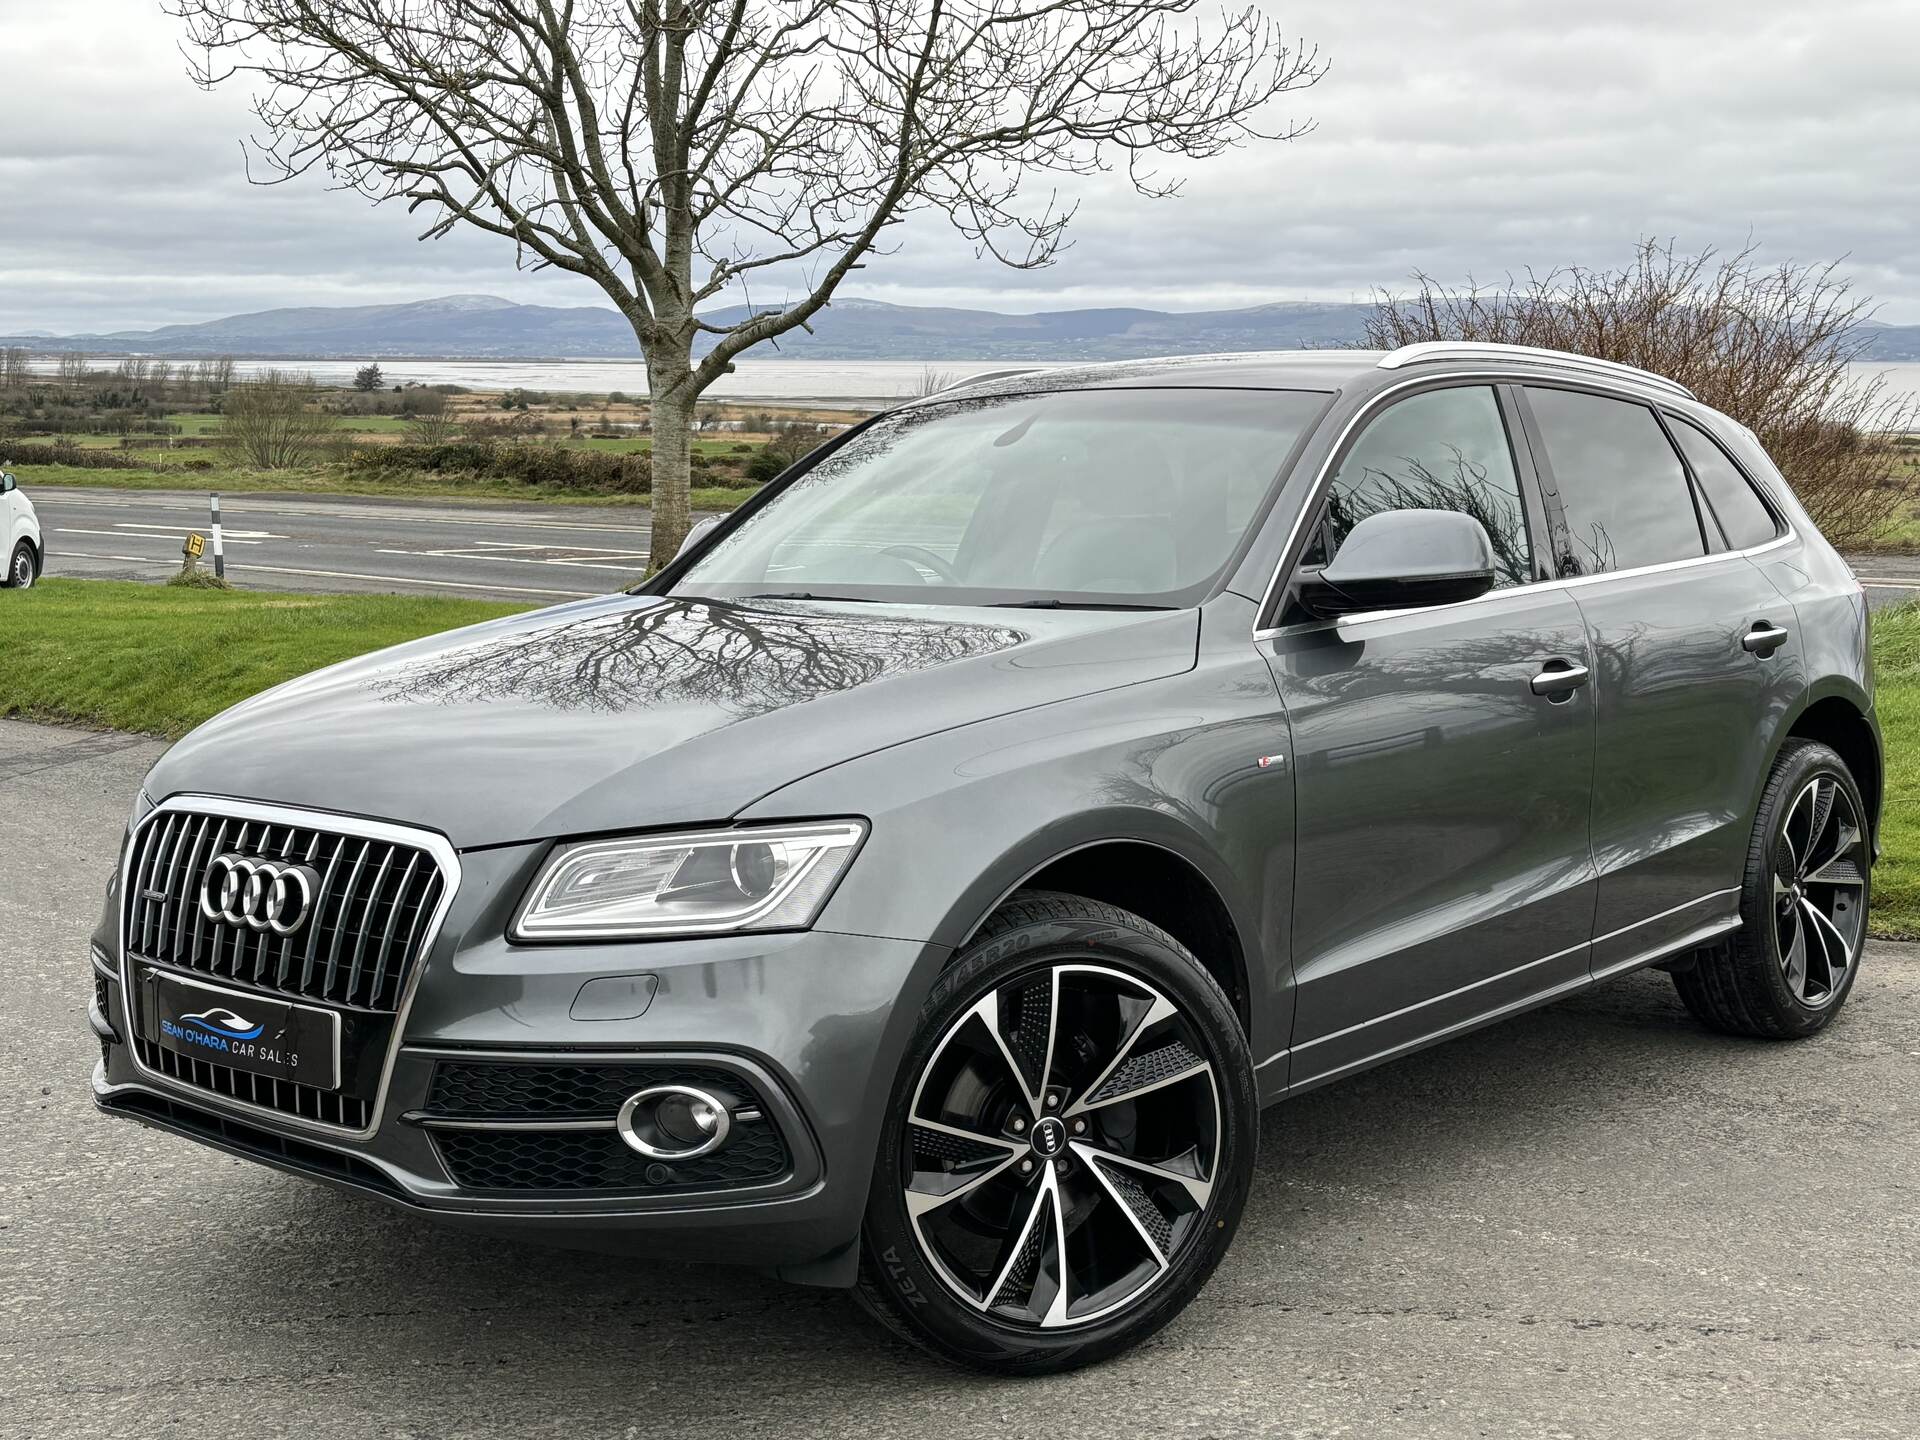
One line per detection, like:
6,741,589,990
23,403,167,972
3,464,41,588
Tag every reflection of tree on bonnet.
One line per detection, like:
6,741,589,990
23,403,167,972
370,598,1028,720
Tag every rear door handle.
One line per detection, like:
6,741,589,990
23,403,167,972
1530,660,1590,696
1743,622,1790,655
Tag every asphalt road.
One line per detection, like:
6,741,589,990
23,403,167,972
5,716,1920,1438
1851,553,1920,609
30,487,653,601
28,484,1920,610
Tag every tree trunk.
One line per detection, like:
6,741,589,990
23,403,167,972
647,349,696,570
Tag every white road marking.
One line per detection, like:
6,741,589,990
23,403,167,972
51,550,596,598
1855,577,1920,589
112,522,285,540
41,492,651,535
56,527,263,545
374,547,649,573
52,551,176,566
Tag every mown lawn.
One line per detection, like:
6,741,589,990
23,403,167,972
1868,601,1920,936
0,579,529,738
11,462,751,513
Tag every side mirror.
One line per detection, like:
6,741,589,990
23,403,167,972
0,472,14,494
675,514,722,561
1299,508,1496,619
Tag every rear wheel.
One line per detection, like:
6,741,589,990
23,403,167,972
5,542,33,589
856,893,1256,1374
1674,739,1869,1037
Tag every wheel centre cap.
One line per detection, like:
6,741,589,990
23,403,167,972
1030,1116,1067,1158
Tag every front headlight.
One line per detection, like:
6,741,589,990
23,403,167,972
512,821,867,941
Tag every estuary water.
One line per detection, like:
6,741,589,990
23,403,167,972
238,356,1920,412
31,353,1920,411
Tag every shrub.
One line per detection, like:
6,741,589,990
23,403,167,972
1,442,144,470
348,441,649,494
1366,239,1920,548
220,370,335,469
463,411,545,442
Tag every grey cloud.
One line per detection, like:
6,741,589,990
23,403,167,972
2,0,1916,334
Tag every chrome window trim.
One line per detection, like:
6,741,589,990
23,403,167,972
1377,342,1695,400
117,793,462,1143
1250,368,1799,640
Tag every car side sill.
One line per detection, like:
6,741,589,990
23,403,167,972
1268,912,1744,1104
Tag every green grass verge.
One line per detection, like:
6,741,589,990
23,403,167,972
0,579,528,738
1867,601,1920,936
12,462,749,513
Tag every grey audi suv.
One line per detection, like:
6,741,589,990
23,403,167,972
91,343,1880,1372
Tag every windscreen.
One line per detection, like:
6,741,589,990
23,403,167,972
677,387,1328,608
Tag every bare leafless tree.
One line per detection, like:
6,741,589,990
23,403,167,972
0,347,30,388
165,0,1324,560
1366,239,1920,549
403,389,460,443
219,370,337,468
913,364,958,398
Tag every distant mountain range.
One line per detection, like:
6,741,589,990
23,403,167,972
11,293,1920,362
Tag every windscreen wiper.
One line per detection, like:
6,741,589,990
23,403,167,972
991,599,1176,611
740,591,880,603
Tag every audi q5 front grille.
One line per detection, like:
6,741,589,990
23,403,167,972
124,807,448,1012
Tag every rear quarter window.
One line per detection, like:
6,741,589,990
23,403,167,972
1670,417,1780,550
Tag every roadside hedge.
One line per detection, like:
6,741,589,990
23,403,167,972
0,441,145,470
345,441,762,493
347,441,650,494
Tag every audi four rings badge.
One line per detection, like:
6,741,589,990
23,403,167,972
198,854,322,935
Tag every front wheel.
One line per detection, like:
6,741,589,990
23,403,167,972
5,542,33,589
855,893,1256,1374
1673,739,1870,1037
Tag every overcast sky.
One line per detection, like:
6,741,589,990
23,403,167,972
2,0,1916,334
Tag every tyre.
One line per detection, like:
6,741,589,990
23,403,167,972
5,541,33,589
856,892,1256,1374
1673,739,1870,1038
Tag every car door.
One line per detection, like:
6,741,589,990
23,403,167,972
1257,382,1599,1090
1514,384,1806,975
2,477,23,554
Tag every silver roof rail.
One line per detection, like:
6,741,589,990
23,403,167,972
922,366,1044,398
1376,341,1695,400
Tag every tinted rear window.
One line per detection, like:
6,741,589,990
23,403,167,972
1671,418,1778,550
1526,387,1704,575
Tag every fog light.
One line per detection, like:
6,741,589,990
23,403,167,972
656,1091,721,1146
616,1085,733,1160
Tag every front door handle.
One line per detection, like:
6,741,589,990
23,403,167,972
1742,621,1790,656
1530,660,1591,696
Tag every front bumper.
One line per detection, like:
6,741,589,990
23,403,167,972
91,899,946,1277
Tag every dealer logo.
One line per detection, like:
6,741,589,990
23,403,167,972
198,854,321,936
